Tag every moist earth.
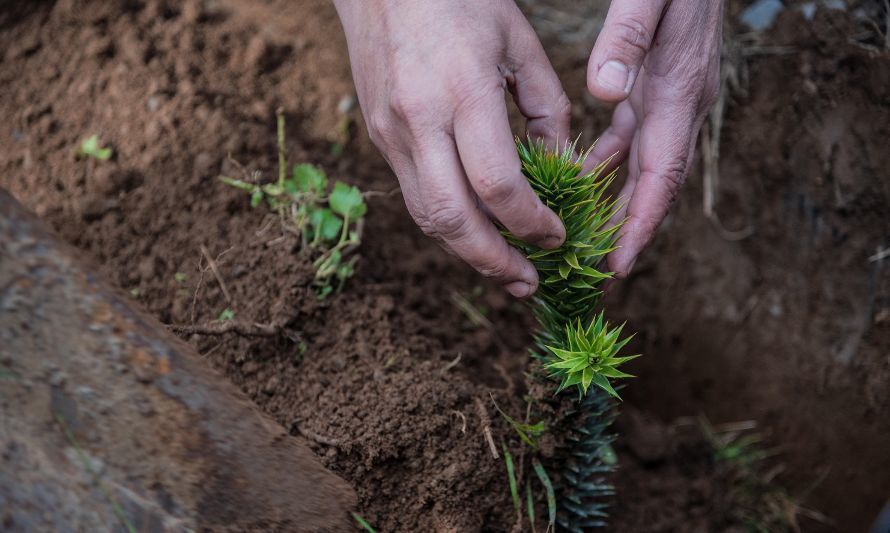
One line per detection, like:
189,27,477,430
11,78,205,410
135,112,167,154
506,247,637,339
1,0,888,531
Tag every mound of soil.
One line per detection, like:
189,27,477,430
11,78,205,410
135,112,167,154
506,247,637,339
1,0,888,531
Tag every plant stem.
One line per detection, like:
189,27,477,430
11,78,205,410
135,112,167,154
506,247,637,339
276,107,286,189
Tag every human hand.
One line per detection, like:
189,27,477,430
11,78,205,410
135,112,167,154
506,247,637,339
586,0,723,278
333,0,569,298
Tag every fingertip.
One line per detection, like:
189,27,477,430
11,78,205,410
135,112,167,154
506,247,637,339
540,218,566,249
504,280,535,299
608,248,637,280
587,59,633,103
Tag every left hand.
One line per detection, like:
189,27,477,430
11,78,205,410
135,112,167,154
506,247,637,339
586,0,723,278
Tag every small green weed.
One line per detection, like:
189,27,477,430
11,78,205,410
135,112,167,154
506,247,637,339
220,109,366,297
77,134,113,161
218,308,235,321
702,419,821,532
351,512,376,532
55,413,135,533
174,272,188,284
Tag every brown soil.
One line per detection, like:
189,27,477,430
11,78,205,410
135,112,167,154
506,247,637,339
1,0,888,531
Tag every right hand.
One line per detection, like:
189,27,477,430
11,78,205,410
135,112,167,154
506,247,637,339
333,0,569,298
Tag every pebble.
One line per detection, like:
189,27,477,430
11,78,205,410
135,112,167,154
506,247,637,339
147,94,165,112
74,194,117,221
243,35,270,71
192,152,215,178
337,95,356,114
137,256,157,281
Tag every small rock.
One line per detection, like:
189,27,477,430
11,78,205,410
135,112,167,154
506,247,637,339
49,370,67,387
250,100,270,120
74,194,117,221
181,0,204,24
84,36,113,58
337,95,356,114
118,30,146,65
147,94,165,112
193,152,215,178
243,35,270,71
263,375,280,394
91,165,120,195
137,256,157,281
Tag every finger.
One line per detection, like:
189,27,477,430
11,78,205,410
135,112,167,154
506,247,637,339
609,126,642,226
608,99,697,279
504,14,572,148
586,99,638,174
587,0,667,102
413,132,540,298
453,86,565,249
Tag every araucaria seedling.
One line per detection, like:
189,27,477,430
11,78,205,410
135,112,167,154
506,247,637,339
220,109,367,297
500,138,640,530
509,138,637,399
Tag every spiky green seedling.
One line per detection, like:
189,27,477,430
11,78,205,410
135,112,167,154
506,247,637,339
545,313,638,398
505,138,641,530
508,138,636,399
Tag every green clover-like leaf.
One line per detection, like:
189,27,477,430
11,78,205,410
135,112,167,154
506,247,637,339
309,207,343,242
291,163,328,195
329,181,367,220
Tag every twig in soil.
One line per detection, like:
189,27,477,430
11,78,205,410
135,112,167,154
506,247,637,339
169,321,281,337
475,397,499,460
200,244,232,303
450,410,467,434
362,186,401,199
440,352,462,374
190,261,206,325
869,246,890,262
450,290,494,331
295,422,342,447
200,342,224,359
493,362,516,395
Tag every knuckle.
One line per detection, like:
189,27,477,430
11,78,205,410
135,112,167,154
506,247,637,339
662,158,687,190
475,170,519,206
610,17,654,59
426,202,470,239
389,85,428,123
366,110,393,147
476,260,510,281
553,91,572,124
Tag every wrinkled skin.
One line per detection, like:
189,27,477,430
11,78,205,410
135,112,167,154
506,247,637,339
333,0,722,296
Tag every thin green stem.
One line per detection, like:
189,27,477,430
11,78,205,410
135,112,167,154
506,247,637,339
276,107,286,189
54,413,136,533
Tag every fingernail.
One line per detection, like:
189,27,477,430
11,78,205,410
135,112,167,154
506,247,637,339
541,234,563,249
504,281,534,299
597,60,630,95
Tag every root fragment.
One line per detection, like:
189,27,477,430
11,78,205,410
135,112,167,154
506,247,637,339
169,321,282,337
200,244,232,303
475,397,499,460
294,422,342,447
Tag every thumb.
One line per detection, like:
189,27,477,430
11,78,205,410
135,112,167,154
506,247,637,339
587,0,666,102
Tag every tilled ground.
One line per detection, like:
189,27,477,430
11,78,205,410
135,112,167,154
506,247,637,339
1,0,888,530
